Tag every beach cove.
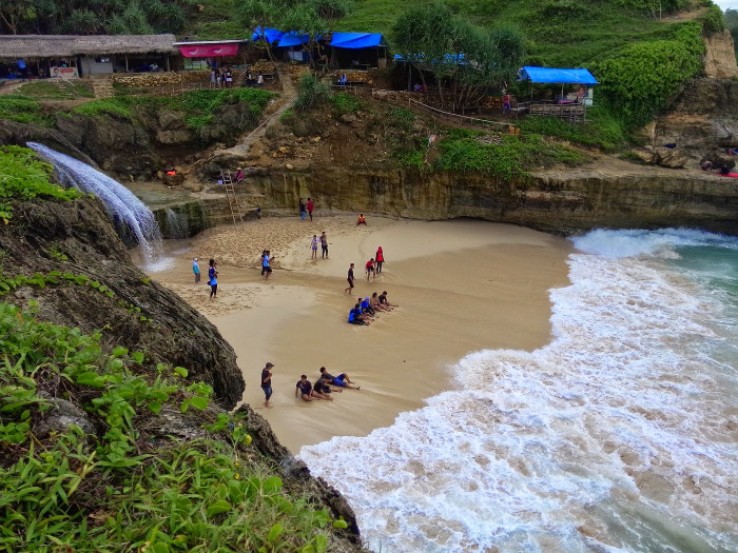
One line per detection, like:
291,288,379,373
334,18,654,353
145,215,572,452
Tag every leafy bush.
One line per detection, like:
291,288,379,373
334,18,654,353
295,74,332,111
700,3,725,35
592,21,704,127
518,107,627,151
0,301,339,552
330,92,363,115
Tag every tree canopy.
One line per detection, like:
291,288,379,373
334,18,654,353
392,2,525,111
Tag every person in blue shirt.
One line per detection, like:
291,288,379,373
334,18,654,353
208,258,218,300
192,257,201,283
348,302,368,325
360,296,375,317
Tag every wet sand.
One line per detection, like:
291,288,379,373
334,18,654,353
144,216,572,453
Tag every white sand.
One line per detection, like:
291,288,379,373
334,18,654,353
145,215,572,452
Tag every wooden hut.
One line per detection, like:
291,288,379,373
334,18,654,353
0,34,177,79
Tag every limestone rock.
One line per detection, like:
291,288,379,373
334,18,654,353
35,397,97,437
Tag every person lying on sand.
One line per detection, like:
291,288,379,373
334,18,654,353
320,366,360,390
315,372,342,394
295,375,332,401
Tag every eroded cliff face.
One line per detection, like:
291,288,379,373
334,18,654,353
244,161,738,236
0,197,244,407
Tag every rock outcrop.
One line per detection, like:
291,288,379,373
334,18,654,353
0,197,244,407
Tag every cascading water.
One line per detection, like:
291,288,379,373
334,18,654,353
27,142,162,266
164,208,190,239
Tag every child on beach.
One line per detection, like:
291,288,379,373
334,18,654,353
261,362,273,408
261,250,275,279
310,235,319,259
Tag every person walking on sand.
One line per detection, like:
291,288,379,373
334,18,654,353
261,362,274,407
345,263,355,294
262,250,274,279
375,247,384,274
208,258,218,300
320,366,360,390
193,257,201,283
306,197,315,221
310,234,319,259
365,258,376,280
299,198,307,221
320,231,329,259
296,374,332,401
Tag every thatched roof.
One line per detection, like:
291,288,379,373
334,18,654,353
0,35,177,59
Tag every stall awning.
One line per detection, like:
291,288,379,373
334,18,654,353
252,27,283,45
278,32,312,48
330,32,383,49
177,42,241,58
518,66,598,85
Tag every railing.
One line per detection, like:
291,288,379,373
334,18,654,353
403,96,514,132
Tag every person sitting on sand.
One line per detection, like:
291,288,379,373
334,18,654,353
320,366,360,390
360,296,375,317
295,374,332,401
365,258,375,280
379,290,395,310
356,213,367,226
348,302,369,325
371,291,388,312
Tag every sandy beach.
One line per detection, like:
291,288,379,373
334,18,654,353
144,215,572,453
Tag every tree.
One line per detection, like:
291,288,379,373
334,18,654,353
725,9,738,56
392,2,525,111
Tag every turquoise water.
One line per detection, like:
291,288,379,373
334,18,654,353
301,228,738,553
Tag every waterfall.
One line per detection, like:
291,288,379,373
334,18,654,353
27,142,162,265
164,208,190,239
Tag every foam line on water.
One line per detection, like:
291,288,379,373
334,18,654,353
300,230,738,553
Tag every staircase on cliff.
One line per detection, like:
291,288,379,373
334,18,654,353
88,75,115,99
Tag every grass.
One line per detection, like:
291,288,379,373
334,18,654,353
0,300,343,552
18,79,94,99
517,106,628,151
0,145,80,223
0,95,52,126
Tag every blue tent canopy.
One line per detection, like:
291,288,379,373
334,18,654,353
252,27,283,45
518,66,598,85
278,32,312,48
330,32,383,49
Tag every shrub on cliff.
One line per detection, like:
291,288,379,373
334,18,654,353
295,74,332,111
0,302,343,552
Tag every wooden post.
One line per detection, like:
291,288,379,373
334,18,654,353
166,56,170,72
125,54,129,73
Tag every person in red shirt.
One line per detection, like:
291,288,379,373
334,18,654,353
356,213,367,226
375,246,384,274
306,197,314,221
365,258,375,280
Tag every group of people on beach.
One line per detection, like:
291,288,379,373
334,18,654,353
347,290,394,325
309,231,329,259
299,198,315,221
260,362,359,407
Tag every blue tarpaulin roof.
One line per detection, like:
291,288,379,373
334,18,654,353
252,27,283,44
278,32,312,48
330,32,383,49
518,66,598,85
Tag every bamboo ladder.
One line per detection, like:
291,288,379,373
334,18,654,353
220,170,243,225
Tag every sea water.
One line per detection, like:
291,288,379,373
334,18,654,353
300,228,738,553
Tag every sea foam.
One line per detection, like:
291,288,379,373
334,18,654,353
300,229,738,553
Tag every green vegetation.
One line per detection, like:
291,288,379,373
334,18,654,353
0,302,339,552
0,146,79,223
517,107,627,151
330,92,363,114
433,128,587,179
72,89,275,131
725,8,738,55
0,95,51,126
17,80,94,100
295,74,332,111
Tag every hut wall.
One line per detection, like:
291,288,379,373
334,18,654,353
80,56,113,75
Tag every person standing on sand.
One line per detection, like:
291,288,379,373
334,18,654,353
375,247,384,274
193,257,201,283
306,197,315,221
261,362,274,407
299,199,307,221
345,263,355,294
208,258,218,300
262,250,274,279
310,234,319,259
320,231,328,259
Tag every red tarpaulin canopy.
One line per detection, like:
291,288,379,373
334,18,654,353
178,43,240,58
